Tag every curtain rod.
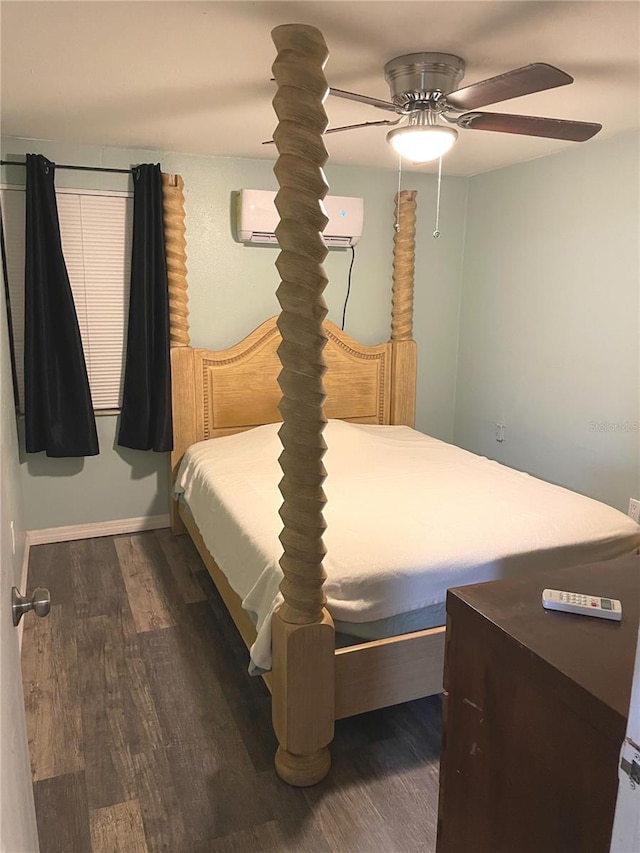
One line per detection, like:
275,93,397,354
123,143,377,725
0,159,133,175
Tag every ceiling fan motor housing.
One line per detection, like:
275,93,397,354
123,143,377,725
384,52,465,108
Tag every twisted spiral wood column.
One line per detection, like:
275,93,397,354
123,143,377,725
270,23,335,787
391,189,417,342
162,172,190,535
390,190,418,428
161,173,190,348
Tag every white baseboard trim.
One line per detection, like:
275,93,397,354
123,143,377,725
18,535,31,653
26,514,170,547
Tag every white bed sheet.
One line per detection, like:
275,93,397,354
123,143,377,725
174,420,640,671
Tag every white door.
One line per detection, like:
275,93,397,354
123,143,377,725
0,347,39,847
610,622,640,852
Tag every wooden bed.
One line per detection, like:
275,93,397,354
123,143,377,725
163,24,445,787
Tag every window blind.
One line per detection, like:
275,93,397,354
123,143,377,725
1,186,133,411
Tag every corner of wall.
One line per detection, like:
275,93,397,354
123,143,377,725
451,174,471,445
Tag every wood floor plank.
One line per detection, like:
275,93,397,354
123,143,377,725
76,613,135,809
137,619,233,747
184,596,271,735
114,535,178,633
70,536,127,619
139,611,273,843
302,752,406,853
225,694,276,773
33,771,91,853
347,734,440,853
386,695,443,762
186,572,270,706
26,541,75,608
204,820,292,853
90,799,149,853
133,749,188,853
154,527,206,604
164,740,273,845
76,608,163,810
22,604,84,782
255,770,332,853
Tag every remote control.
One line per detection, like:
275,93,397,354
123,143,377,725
542,589,622,621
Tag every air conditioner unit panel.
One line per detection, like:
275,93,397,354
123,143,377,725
237,189,363,246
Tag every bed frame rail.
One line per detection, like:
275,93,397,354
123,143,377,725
335,628,445,719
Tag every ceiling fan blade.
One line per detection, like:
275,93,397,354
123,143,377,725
329,86,400,113
270,78,399,114
458,111,602,141
325,118,402,135
261,118,401,145
446,63,573,111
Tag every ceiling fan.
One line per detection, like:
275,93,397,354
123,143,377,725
268,53,602,163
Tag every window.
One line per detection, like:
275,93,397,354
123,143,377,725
1,186,133,411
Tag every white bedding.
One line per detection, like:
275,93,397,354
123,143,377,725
174,420,640,671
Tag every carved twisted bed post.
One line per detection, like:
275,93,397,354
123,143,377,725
390,189,418,427
162,172,192,534
270,23,335,787
162,173,190,349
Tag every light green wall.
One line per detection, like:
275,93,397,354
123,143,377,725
1,136,468,530
1,278,25,584
454,130,640,512
18,416,170,527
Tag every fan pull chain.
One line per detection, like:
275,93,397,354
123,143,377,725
395,155,403,232
433,156,443,238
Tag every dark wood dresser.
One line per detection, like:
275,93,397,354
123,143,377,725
436,554,639,853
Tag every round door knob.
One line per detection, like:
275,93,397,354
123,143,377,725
11,586,51,626
31,588,51,618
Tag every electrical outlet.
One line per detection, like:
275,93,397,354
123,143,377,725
10,521,15,556
628,498,640,525
495,423,505,443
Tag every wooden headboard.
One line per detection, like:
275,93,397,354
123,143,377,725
170,315,393,481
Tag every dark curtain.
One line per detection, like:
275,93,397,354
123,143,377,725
24,154,99,457
117,164,172,452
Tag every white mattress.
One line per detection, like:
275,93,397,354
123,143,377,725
174,420,640,671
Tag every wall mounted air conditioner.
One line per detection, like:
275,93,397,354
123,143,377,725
236,189,364,247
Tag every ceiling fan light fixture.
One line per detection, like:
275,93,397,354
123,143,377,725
386,123,458,163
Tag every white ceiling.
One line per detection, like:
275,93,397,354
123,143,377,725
1,1,638,176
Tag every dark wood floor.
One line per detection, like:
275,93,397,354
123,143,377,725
22,530,443,853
